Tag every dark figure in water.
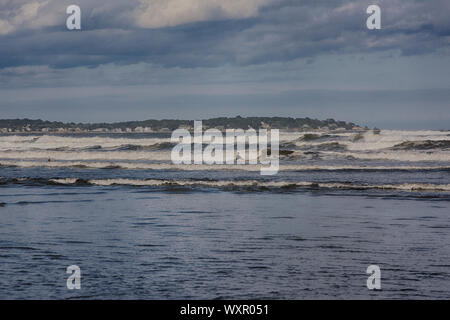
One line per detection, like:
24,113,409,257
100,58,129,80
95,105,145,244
48,158,51,162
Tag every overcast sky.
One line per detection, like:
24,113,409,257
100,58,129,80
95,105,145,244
0,0,449,129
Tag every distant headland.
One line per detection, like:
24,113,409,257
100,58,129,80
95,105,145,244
0,117,367,133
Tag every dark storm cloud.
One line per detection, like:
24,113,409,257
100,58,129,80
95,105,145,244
0,0,449,69
0,24,243,68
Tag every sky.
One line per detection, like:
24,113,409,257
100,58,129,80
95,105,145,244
0,0,449,129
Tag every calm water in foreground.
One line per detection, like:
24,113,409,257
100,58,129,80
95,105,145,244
0,185,449,299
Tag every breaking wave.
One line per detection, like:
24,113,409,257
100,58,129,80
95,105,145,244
0,135,173,152
391,140,450,150
1,177,449,193
1,160,450,171
297,142,347,151
107,142,175,151
331,151,450,162
1,142,176,153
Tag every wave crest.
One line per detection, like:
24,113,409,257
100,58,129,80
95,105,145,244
1,177,449,193
391,140,450,150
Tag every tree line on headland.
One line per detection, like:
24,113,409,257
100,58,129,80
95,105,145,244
0,116,365,133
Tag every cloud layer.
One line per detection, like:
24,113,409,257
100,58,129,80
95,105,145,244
0,0,449,128
0,0,449,69
135,0,272,28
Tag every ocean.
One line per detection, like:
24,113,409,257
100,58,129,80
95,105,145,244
0,130,449,299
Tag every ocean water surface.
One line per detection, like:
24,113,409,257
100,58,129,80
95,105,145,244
0,130,449,299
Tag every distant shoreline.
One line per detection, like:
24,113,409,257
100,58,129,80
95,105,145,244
0,116,366,134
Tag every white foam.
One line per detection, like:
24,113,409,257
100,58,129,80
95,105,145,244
344,130,450,151
0,150,173,161
0,135,172,152
47,178,450,192
0,132,302,151
2,130,450,165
